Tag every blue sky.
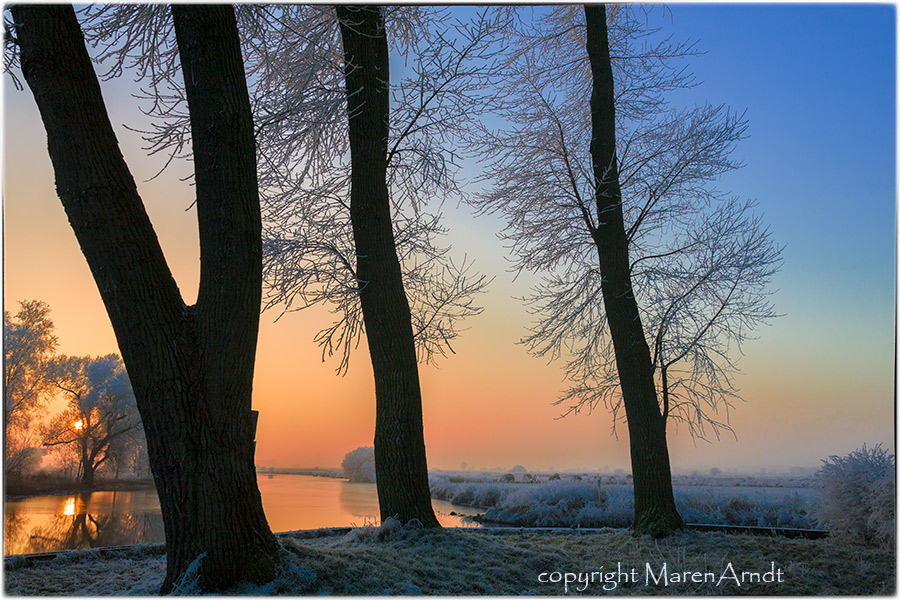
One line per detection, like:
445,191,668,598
660,5,896,395
659,4,895,301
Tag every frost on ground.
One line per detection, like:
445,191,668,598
429,474,816,529
5,526,894,595
4,544,165,595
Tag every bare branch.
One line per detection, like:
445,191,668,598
474,6,781,440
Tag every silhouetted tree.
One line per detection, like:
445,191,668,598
10,4,278,591
336,5,439,527
253,6,494,371
582,3,682,536
474,5,781,535
75,4,498,529
75,5,492,373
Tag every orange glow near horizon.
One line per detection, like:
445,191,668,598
3,54,894,477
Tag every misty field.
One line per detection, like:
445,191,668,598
5,526,893,595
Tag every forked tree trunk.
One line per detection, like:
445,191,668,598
336,5,440,528
13,5,279,591
584,5,684,537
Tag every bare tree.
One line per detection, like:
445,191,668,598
329,5,499,525
78,5,494,373
78,4,497,526
105,418,150,480
9,5,279,591
472,5,781,535
44,355,139,489
257,5,497,525
4,300,58,431
333,4,438,527
252,6,494,372
4,300,58,484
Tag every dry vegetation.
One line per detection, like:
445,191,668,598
5,526,893,595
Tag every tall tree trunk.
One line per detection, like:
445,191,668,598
336,5,440,528
12,5,279,591
584,5,684,537
81,463,95,489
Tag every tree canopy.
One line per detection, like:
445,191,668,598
44,354,140,488
4,300,58,431
472,6,781,440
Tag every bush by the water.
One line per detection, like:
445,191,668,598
816,444,895,546
341,446,376,483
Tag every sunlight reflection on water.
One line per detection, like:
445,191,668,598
4,475,480,555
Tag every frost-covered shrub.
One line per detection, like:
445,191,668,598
815,444,895,546
430,473,818,529
482,481,616,528
233,556,317,595
676,491,811,528
503,480,601,510
600,486,635,527
429,477,513,508
342,446,376,483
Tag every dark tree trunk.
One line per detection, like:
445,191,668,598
336,5,440,528
78,438,94,489
13,5,279,591
584,5,684,537
81,459,95,489
81,468,94,489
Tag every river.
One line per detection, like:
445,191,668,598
4,475,481,556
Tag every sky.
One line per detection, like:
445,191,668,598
3,4,895,474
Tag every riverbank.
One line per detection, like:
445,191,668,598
257,467,343,478
5,527,893,595
4,477,156,500
7,469,342,501
6,469,341,501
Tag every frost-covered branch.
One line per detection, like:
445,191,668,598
73,6,495,373
474,6,781,440
256,6,496,372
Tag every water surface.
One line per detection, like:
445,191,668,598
4,475,480,556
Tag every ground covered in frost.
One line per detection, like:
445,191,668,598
5,525,894,595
